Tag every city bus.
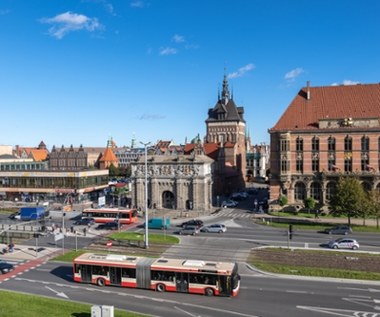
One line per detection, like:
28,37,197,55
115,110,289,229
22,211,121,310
81,208,137,224
73,253,240,297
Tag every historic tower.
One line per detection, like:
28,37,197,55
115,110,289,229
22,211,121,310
205,75,247,194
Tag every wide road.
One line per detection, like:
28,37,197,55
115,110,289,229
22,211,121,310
1,260,380,317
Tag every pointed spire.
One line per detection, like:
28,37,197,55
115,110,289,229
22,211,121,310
221,73,230,104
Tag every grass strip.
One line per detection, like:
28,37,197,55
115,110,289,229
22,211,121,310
0,290,147,317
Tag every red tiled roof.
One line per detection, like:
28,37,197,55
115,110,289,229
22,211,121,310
29,149,48,161
99,147,117,162
270,83,380,131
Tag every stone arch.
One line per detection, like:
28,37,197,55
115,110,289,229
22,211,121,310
162,191,175,209
325,181,337,201
361,181,372,193
294,181,306,201
310,181,322,202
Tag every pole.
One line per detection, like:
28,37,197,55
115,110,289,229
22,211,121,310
140,141,151,249
35,236,38,257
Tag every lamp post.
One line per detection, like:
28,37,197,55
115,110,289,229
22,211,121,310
140,141,151,249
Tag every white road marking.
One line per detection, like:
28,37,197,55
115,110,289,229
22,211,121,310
298,305,380,316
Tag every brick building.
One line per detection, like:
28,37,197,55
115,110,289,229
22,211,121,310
269,82,380,207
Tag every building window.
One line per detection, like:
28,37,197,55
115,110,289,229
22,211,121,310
344,153,352,172
281,160,289,172
326,182,336,201
344,136,352,151
328,157,336,171
312,137,319,152
294,182,306,201
312,153,319,172
280,139,289,152
296,137,303,152
296,158,303,173
328,137,336,151
361,136,370,152
361,153,369,171
310,182,322,201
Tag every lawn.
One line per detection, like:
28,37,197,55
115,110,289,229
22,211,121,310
0,290,147,317
109,231,179,244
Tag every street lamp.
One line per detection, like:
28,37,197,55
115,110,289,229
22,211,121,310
140,141,151,249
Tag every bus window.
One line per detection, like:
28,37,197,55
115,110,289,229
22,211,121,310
122,268,136,278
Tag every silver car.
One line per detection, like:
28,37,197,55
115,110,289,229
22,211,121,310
179,225,200,236
201,224,227,233
328,238,359,250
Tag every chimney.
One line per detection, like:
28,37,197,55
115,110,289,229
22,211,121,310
306,81,311,100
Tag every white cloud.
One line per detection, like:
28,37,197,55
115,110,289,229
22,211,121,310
284,68,304,81
331,80,360,86
159,47,177,56
130,1,145,8
342,79,360,85
227,63,255,79
172,34,185,43
40,11,103,39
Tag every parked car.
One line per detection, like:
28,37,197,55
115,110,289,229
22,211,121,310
327,238,359,250
74,218,95,226
323,225,352,235
179,225,200,235
201,224,227,233
96,222,118,230
180,219,204,228
221,200,238,208
0,260,14,274
8,212,20,220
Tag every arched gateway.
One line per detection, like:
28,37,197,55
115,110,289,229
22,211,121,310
131,155,214,212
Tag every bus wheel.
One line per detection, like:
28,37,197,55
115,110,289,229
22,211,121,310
156,283,166,292
97,278,106,287
205,288,214,296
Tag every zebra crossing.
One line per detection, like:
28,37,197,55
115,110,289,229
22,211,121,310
211,209,256,219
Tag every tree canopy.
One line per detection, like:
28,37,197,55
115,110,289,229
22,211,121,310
329,176,367,225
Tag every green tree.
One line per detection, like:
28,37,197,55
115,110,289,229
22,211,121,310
304,197,316,215
108,164,120,177
329,176,367,226
278,195,288,207
368,189,380,229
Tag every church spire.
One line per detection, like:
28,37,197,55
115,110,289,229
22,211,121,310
221,73,230,104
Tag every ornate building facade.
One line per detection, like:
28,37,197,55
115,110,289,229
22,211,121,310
131,155,213,212
269,82,380,207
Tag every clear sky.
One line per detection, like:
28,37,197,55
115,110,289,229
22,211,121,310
1,1,379,149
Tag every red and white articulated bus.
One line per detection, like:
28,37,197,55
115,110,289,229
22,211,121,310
73,253,241,297
81,208,137,224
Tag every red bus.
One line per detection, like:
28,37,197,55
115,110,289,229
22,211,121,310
73,253,240,297
81,208,137,224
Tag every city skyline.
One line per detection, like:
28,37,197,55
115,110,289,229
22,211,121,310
1,0,379,149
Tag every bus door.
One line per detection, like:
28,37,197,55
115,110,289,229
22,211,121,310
109,267,122,286
218,276,230,296
175,272,189,293
81,265,92,283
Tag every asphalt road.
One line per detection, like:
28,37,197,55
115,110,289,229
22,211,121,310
1,260,380,317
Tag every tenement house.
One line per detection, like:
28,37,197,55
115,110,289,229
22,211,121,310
269,82,380,208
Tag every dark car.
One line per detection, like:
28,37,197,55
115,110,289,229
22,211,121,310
0,260,14,274
96,222,119,230
323,225,352,235
180,219,204,228
74,218,95,226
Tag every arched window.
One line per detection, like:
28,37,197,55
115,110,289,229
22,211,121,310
310,182,322,201
328,136,336,151
326,182,336,201
312,137,319,152
294,182,306,201
344,136,352,151
361,135,370,152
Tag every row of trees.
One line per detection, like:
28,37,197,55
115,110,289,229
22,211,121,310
279,177,380,228
330,177,380,228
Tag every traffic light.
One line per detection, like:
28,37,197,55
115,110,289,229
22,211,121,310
288,224,293,240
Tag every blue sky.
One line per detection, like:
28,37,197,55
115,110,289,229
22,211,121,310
1,1,379,149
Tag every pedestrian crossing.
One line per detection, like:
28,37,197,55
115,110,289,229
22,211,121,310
211,209,256,219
